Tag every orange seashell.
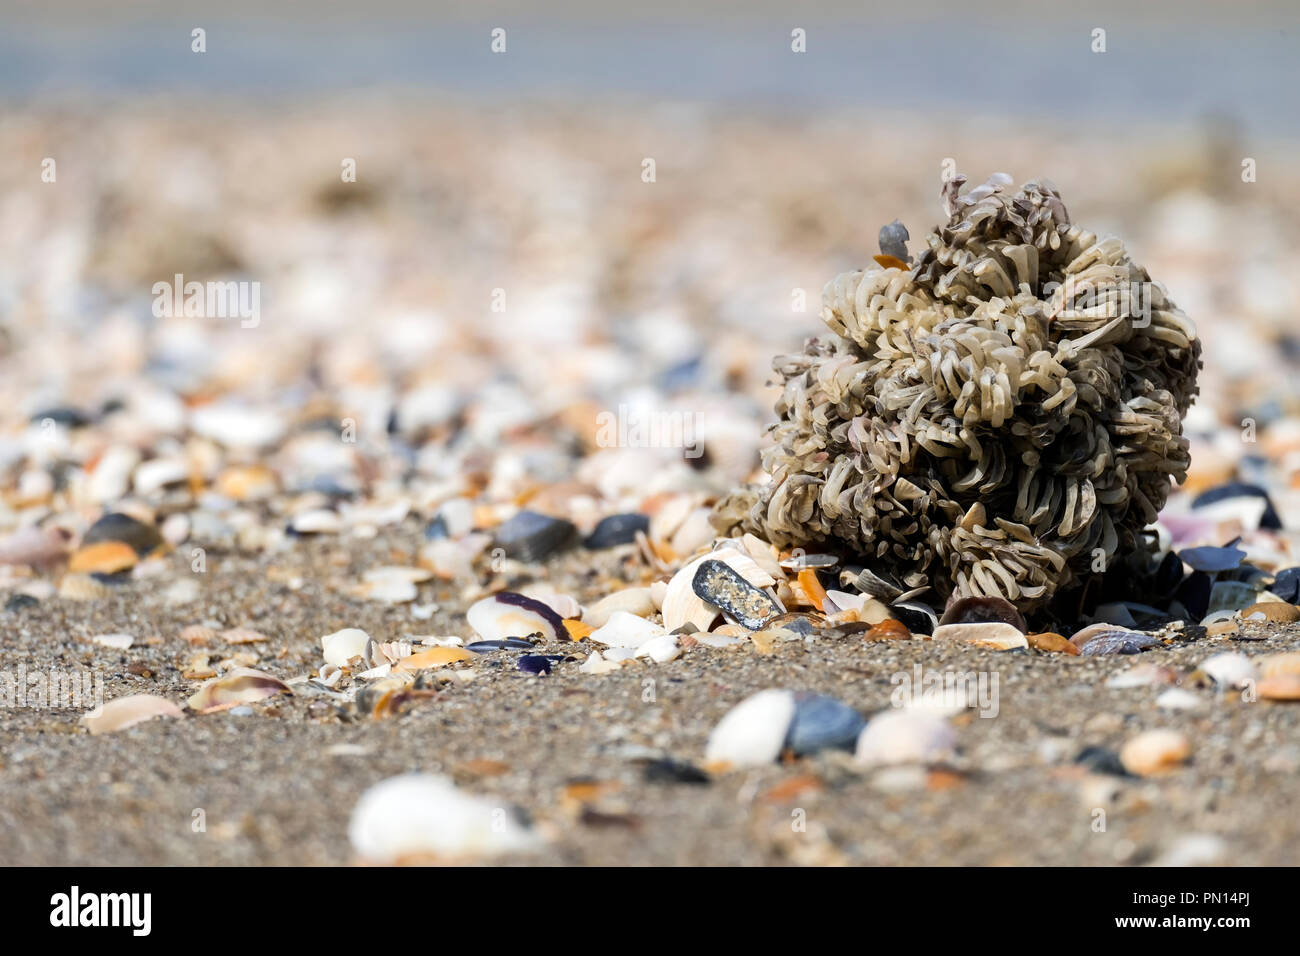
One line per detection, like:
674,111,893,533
215,464,279,501
68,540,137,574
865,619,912,641
1259,653,1300,679
1258,674,1300,701
458,758,511,778
1026,631,1079,655
563,619,594,641
396,646,474,671
872,254,910,270
797,569,827,612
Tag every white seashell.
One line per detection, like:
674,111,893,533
932,622,1027,650
133,458,189,496
1199,652,1257,689
602,646,638,661
362,566,432,585
518,587,582,620
322,628,371,667
355,663,392,681
82,695,183,735
823,590,866,615
704,689,796,768
634,634,681,663
291,509,343,534
160,512,190,545
1105,663,1178,689
91,633,134,650
467,593,565,642
410,603,439,620
348,773,539,863
1155,688,1204,711
670,507,716,556
648,579,667,611
741,533,784,579
692,633,746,649
584,588,655,627
589,611,666,649
317,665,343,688
190,403,287,449
579,650,624,674
87,446,140,503
855,711,956,767
415,635,464,647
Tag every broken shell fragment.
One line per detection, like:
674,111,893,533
932,622,1027,650
467,591,567,643
322,628,372,667
589,611,667,649
395,646,474,671
1025,632,1078,655
82,694,183,735
691,558,781,630
187,668,291,713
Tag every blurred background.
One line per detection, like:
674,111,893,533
2,0,1299,539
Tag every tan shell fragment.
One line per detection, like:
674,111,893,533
82,695,183,735
187,667,291,713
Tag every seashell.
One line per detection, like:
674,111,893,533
691,633,745,649
1198,652,1257,689
317,664,344,688
583,513,650,549
1070,624,1160,656
91,633,134,650
467,592,566,643
68,540,138,574
1119,730,1191,777
223,627,270,645
691,558,781,630
518,587,581,620
321,628,371,667
190,403,286,449
785,693,866,756
589,611,667,649
562,620,593,641
215,464,279,501
583,588,655,628
82,695,183,735
465,638,536,653
1191,482,1281,530
58,574,112,601
662,549,774,632
864,619,911,641
855,711,956,767
416,635,464,647
890,601,937,635
1258,674,1300,701
1207,580,1260,614
360,566,427,603
289,509,342,534
0,525,71,567
517,654,560,675
493,510,577,562
1240,602,1300,624
578,650,624,674
424,498,475,540
395,646,474,671
779,552,839,571
705,689,797,769
932,622,1027,650
938,595,1026,633
1155,688,1204,711
187,667,291,713
1178,545,1246,574
348,773,539,863
160,513,190,545
179,624,220,645
1025,631,1078,655
853,567,906,601
1258,653,1300,679
82,512,164,557
1271,567,1300,603
633,633,681,663
132,457,189,496
1106,663,1179,689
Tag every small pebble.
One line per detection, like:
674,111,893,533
1270,567,1300,604
785,692,866,756
583,513,649,549
1178,544,1246,574
493,510,577,562
517,654,561,675
1075,746,1129,777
